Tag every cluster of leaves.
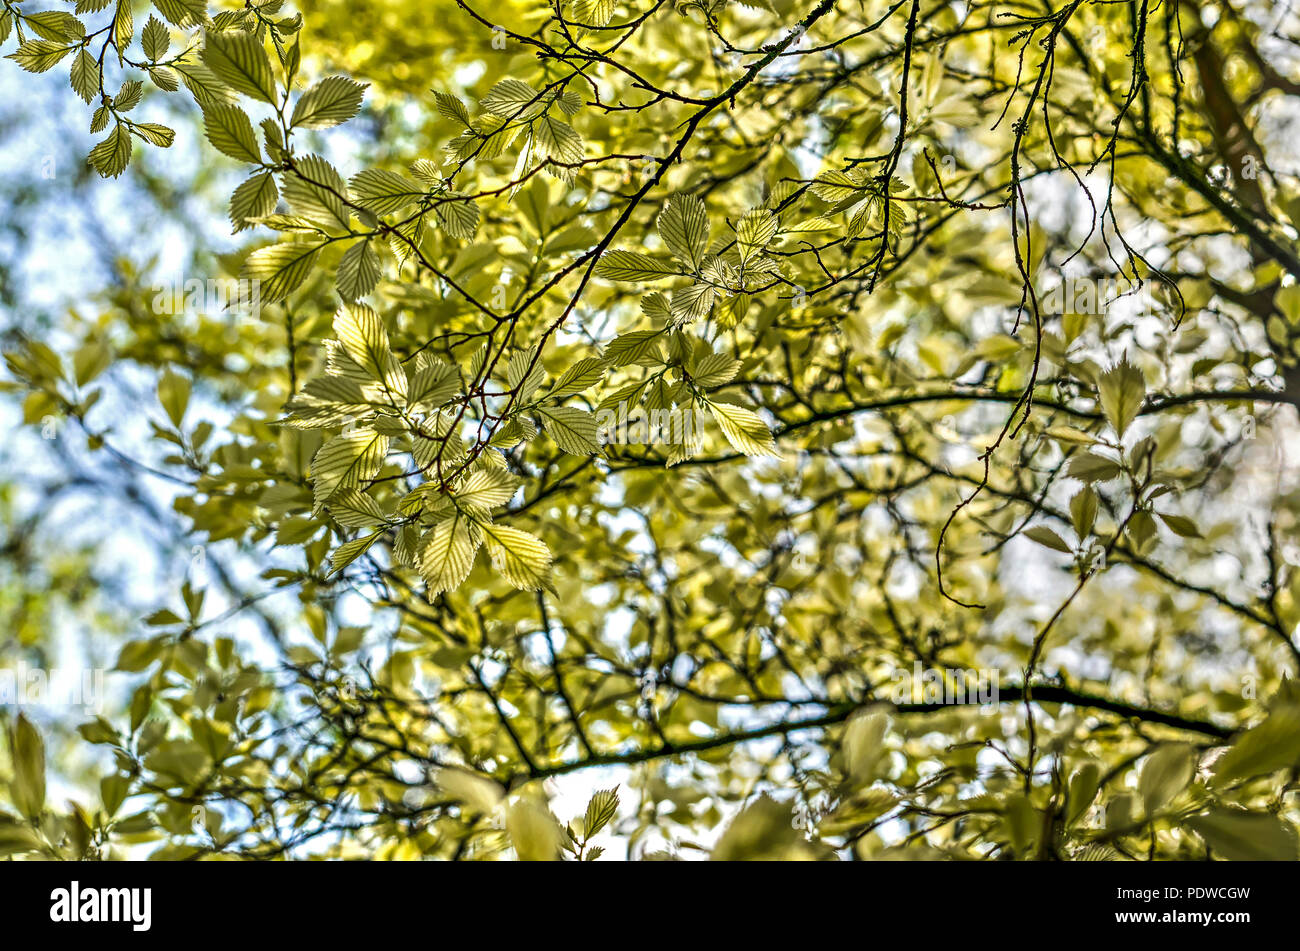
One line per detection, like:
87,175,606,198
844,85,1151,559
2,0,1300,861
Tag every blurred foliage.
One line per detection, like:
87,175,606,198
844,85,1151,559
1,0,1300,860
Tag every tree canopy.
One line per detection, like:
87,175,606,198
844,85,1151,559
2,0,1300,860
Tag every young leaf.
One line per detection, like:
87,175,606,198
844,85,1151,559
141,14,169,61
350,168,425,216
657,193,709,271
1138,744,1195,816
1023,525,1072,554
708,400,776,456
1097,358,1146,438
336,239,382,301
87,124,132,178
242,240,322,301
310,428,389,508
9,714,46,821
324,489,387,529
151,0,206,28
333,304,406,401
479,78,541,119
201,101,261,164
551,357,605,398
482,524,553,590
531,114,582,164
419,513,481,595
69,49,99,102
736,209,778,266
329,530,383,574
406,353,459,412
229,171,279,232
582,787,619,838
537,405,600,455
291,75,367,129
8,40,75,74
594,250,678,282
282,154,351,230
202,29,278,104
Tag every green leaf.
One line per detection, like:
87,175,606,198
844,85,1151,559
1023,525,1072,554
114,79,144,112
1097,358,1146,437
26,11,86,41
531,114,582,164
1067,451,1122,482
141,14,169,60
657,193,709,271
692,352,740,388
1069,487,1098,538
594,250,679,282
551,357,605,398
505,798,564,861
201,101,261,163
1157,512,1202,539
506,348,546,401
479,78,541,119
229,171,278,232
176,60,233,109
454,468,519,511
69,48,100,103
711,794,810,860
419,513,481,595
406,353,460,412
151,0,206,28
602,331,663,367
709,400,777,456
202,29,277,104
1187,808,1298,861
433,198,479,239
482,524,553,590
282,154,351,230
336,239,382,301
333,304,406,401
582,787,619,838
433,91,471,126
809,169,861,204
329,530,383,574
0,816,42,857
158,368,190,426
1211,702,1300,787
324,488,387,529
350,168,425,216
87,124,132,178
670,282,716,324
736,208,778,266
9,41,75,74
133,122,175,147
112,0,133,53
291,75,367,128
241,240,322,301
1126,509,1157,554
9,714,46,821
537,405,600,455
310,428,389,507
1066,763,1101,825
1138,744,1195,816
